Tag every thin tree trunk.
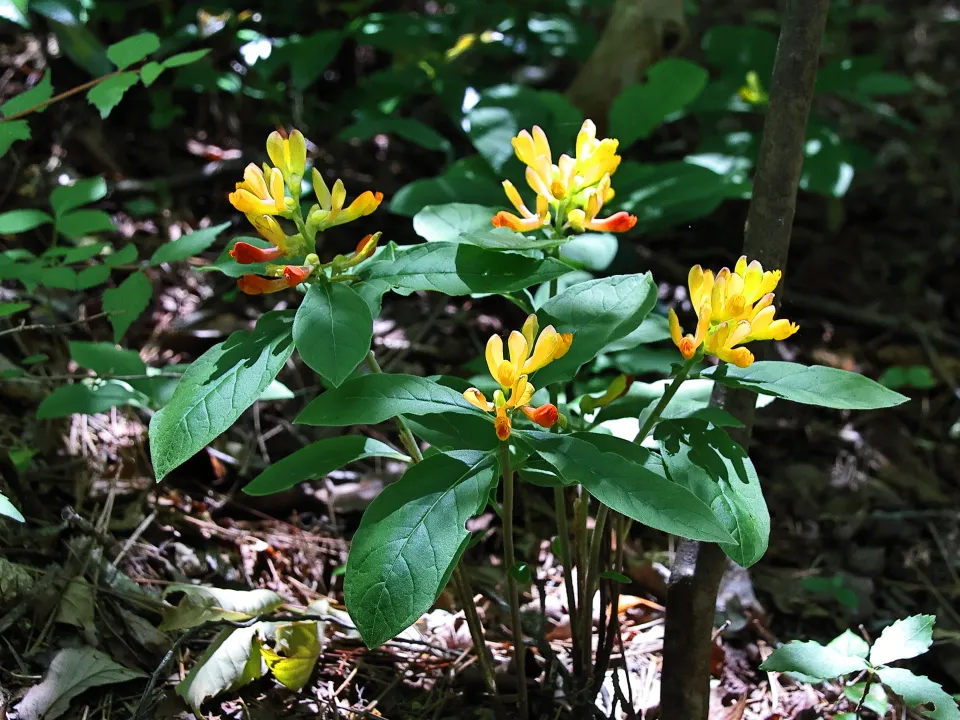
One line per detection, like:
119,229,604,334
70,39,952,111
658,2,831,718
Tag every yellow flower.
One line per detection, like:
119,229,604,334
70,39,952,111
567,174,637,233
307,168,383,233
492,181,550,232
738,71,769,105
669,257,798,367
228,163,286,216
267,129,307,193
575,119,621,187
464,315,572,440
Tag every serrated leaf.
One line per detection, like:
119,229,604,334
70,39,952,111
148,222,230,265
87,72,140,118
293,283,372,387
532,273,658,387
259,621,323,690
106,32,160,70
243,436,408,496
296,374,488,426
520,431,735,543
828,629,870,659
149,312,295,480
56,209,114,238
36,381,143,419
13,647,144,720
760,640,868,680
0,209,53,234
358,241,570,295
69,341,145,377
176,625,265,712
1,70,52,117
160,584,284,631
50,177,108,216
702,362,910,410
102,271,153,342
345,450,499,648
870,614,935,666
877,667,960,720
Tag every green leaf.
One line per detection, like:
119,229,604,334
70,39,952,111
702,25,777,80
459,228,560,251
293,283,373,387
149,222,230,265
600,571,631,584
1,70,52,116
285,30,342,89
405,412,499,453
69,341,145,377
87,72,140,118
13,647,145,720
843,681,889,716
827,629,870,660
344,450,499,648
56,209,114,238
0,209,53,234
0,302,30,318
760,640,868,681
0,119,31,157
139,61,163,87
259,621,323,691
520,431,735,543
0,491,24,522
160,584,284,631
149,311,295,480
50,177,107,216
0,0,29,28
702,362,910,410
297,374,487,426
560,233,618,272
358,241,570,295
390,158,504,217
870,614,936,666
198,236,271,278
104,243,138,266
36,381,142,419
243,436,408,496
162,48,211,69
74,265,110,290
102,271,152,342
106,32,160,70
177,626,264,713
610,58,709,149
61,240,107,263
659,434,768,567
339,116,450,153
877,667,960,720
533,273,658,387
412,203,500,243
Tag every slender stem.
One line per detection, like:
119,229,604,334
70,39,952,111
553,486,581,675
453,565,501,703
582,503,609,681
364,350,423,462
574,493,589,652
633,357,697,444
499,441,529,719
1,70,134,122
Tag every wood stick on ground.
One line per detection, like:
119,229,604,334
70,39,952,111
658,2,830,719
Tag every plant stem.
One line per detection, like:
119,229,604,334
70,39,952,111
363,350,424,462
499,440,529,719
581,502,609,681
2,69,134,122
633,356,697,444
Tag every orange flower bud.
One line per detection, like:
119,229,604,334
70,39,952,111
229,241,284,264
237,275,289,295
494,409,511,441
282,265,311,285
521,403,559,428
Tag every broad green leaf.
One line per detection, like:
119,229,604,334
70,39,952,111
827,629,870,660
520,431,734,543
177,626,264,713
285,30,342,89
139,61,163,87
259,621,323,690
56,209,114,238
294,283,373,387
877,667,960,720
0,209,53,234
87,72,140,118
61,240,107,263
465,84,547,172
459,228,560,251
760,640,868,680
659,436,768,567
14,648,144,720
0,119,31,157
50,177,107,216
104,243,137,266
405,413,499,453
36,380,143,419
844,682,889,717
243,436,408,496
198,236,272,278
610,59,709,149
149,311,295,480
412,203,500,243
560,233,618,272
533,273,658,387
297,374,487,426
69,341,145,377
102,271,153,342
870,615,935,666
74,265,109,290
359,241,570,295
353,279,390,318
345,450,499,648
1,70,52,116
149,221,230,265
0,491,24,522
390,158,504,217
702,362,910,410
106,32,160,70
160,584,284,631
0,302,30,318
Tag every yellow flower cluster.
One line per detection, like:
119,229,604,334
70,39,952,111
668,257,799,367
226,129,383,294
463,315,573,440
493,120,637,235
